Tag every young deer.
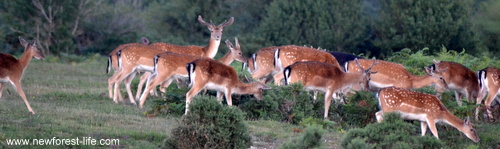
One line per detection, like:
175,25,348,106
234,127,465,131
137,38,246,108
0,37,45,115
185,58,271,114
376,87,480,142
476,67,500,121
345,59,447,91
242,46,279,83
283,58,377,118
274,45,341,85
427,60,479,106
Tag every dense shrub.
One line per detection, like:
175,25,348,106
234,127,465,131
239,83,323,124
341,112,444,148
331,90,379,128
279,125,326,149
145,85,188,117
163,96,251,149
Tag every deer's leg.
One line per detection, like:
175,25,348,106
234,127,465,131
0,83,3,99
216,91,224,103
225,89,232,106
273,72,285,85
135,72,151,100
484,89,498,120
421,121,428,136
185,83,205,115
12,80,35,115
375,111,384,122
113,67,133,103
426,119,439,139
323,90,334,118
123,72,138,105
108,71,119,99
139,73,168,109
455,91,463,106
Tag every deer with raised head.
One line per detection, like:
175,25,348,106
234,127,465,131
185,58,271,114
283,58,377,118
427,60,479,106
476,67,500,121
242,46,279,83
345,59,447,91
376,87,480,142
137,38,246,108
274,45,341,85
0,37,45,115
108,15,234,103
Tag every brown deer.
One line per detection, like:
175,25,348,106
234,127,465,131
345,59,447,91
376,87,480,142
427,60,479,106
0,37,45,115
476,67,500,121
273,45,341,85
185,58,271,114
242,46,279,83
283,59,378,118
106,37,149,74
137,38,246,108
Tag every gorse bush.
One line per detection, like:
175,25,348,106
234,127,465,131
279,125,326,149
341,112,444,149
163,96,251,149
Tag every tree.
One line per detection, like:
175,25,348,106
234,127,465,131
372,0,481,57
474,0,500,54
256,0,369,54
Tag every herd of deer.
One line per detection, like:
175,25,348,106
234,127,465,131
5,15,500,143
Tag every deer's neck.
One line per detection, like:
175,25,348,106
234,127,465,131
204,38,221,59
341,72,364,87
410,75,434,89
19,49,34,69
233,82,259,95
441,112,465,131
217,52,234,65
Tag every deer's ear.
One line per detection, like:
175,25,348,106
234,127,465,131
19,36,28,47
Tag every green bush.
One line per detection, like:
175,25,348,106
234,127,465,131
332,90,378,128
341,112,444,149
163,96,252,149
239,83,323,124
146,85,189,117
279,125,326,149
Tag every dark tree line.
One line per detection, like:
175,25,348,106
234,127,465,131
1,0,499,58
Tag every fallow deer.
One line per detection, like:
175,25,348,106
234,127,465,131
345,59,447,91
0,37,45,115
137,38,246,108
427,60,479,106
106,37,149,74
476,67,500,121
376,87,480,142
274,45,341,85
133,15,234,100
283,58,377,118
185,58,271,114
242,46,279,83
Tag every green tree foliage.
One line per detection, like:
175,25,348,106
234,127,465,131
256,0,369,53
372,0,481,57
164,96,252,149
474,0,500,54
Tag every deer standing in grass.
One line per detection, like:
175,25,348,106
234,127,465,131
283,59,377,118
345,59,448,92
242,46,279,83
427,60,479,106
273,45,341,85
376,87,480,142
476,67,500,121
0,37,45,115
108,15,234,103
138,38,246,108
185,58,271,114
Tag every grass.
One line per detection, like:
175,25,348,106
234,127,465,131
1,56,499,148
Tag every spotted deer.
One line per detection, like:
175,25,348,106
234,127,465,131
476,67,500,121
283,58,377,118
106,37,149,74
137,38,246,108
376,87,480,142
242,46,279,83
0,37,45,115
427,60,479,106
185,58,271,114
274,45,341,85
345,59,447,92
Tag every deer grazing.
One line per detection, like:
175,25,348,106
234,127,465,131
185,58,271,114
108,15,234,103
427,60,480,106
283,58,377,118
274,45,341,85
137,38,246,108
0,37,45,115
242,46,279,83
476,67,500,121
345,59,447,91
376,87,480,142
